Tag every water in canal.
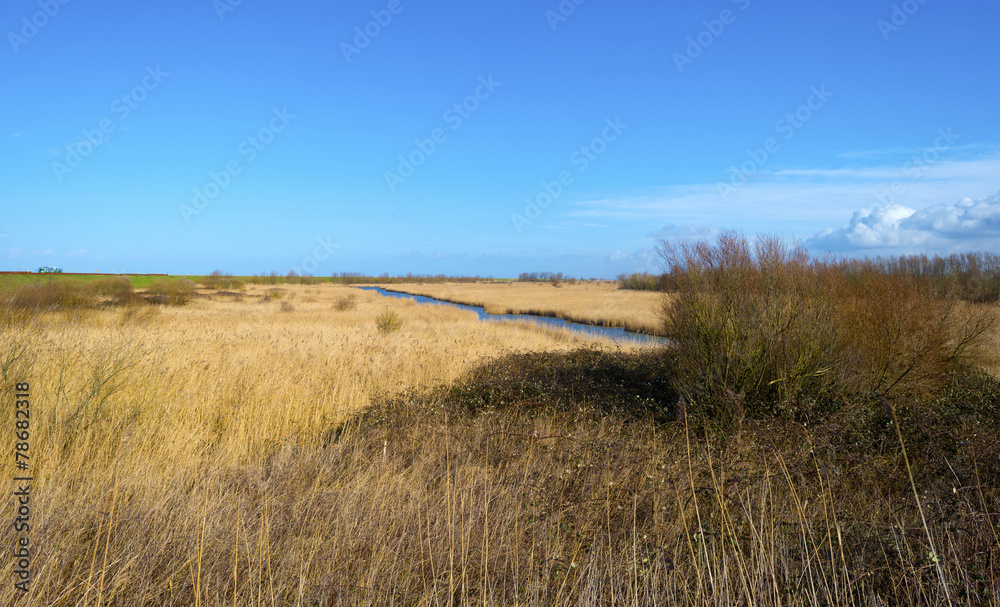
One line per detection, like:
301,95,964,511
357,286,666,346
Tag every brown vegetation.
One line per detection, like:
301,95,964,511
1,276,141,310
0,269,997,605
199,270,246,291
659,233,997,419
144,278,197,305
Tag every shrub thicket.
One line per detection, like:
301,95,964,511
333,295,357,311
284,271,324,285
246,271,283,285
518,271,563,283
200,270,245,290
91,276,139,306
658,233,996,418
2,276,142,311
617,272,667,291
3,279,93,310
145,278,196,305
849,252,1000,303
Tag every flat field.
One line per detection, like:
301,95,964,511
0,273,174,289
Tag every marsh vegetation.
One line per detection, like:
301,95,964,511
1,242,998,605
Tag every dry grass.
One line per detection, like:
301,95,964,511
0,285,645,603
1,281,997,605
385,281,664,335
4,282,626,464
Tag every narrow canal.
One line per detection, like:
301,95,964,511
356,286,666,346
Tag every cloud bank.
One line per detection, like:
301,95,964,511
807,191,1000,254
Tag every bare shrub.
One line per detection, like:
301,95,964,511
285,271,323,285
213,290,245,302
91,276,139,306
659,232,997,418
145,278,196,305
334,295,357,311
200,270,245,290
617,272,666,291
5,280,93,310
247,271,281,285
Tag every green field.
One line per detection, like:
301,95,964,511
0,273,190,290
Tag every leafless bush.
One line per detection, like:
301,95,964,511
658,232,997,418
145,278,196,305
200,270,245,290
334,295,357,311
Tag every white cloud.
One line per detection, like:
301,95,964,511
910,193,1000,238
552,147,1000,265
807,192,1000,253
562,152,1000,237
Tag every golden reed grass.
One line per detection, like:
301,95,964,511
0,284,644,605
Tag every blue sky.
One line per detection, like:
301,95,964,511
2,0,999,277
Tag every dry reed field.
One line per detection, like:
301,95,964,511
383,281,664,335
0,283,638,606
1,266,998,606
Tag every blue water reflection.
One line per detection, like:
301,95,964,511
357,286,666,347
